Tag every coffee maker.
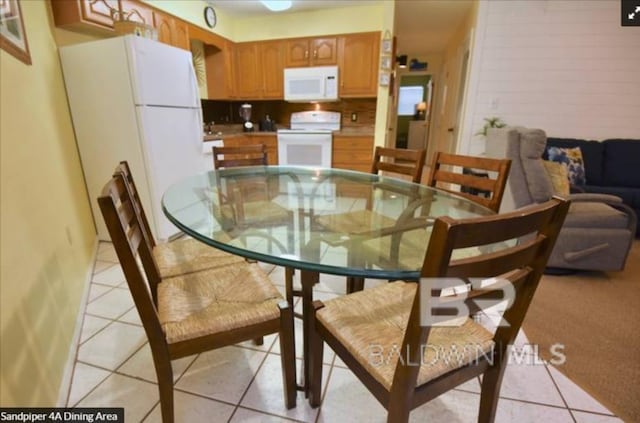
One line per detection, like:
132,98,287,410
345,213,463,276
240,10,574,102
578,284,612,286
239,103,254,132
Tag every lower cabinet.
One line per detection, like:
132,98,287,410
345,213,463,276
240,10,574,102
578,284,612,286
332,135,374,172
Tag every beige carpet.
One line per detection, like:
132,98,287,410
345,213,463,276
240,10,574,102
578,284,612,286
522,240,640,422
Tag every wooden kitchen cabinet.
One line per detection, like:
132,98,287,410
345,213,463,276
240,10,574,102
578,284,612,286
339,32,380,98
118,0,153,26
51,0,119,34
284,37,338,67
259,41,284,99
234,43,262,99
234,41,284,100
154,11,189,51
205,40,236,100
332,135,374,172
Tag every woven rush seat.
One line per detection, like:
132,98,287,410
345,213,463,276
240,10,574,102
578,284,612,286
315,209,397,236
218,201,292,225
316,281,494,390
153,237,245,279
159,263,282,343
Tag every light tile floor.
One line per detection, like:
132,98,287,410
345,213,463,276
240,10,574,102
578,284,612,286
64,242,623,422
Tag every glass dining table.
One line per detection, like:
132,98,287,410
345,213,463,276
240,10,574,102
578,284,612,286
162,165,496,393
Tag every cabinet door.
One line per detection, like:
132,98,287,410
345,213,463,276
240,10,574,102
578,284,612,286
205,41,235,100
311,37,338,66
172,19,190,51
284,39,310,67
154,12,173,46
260,41,284,99
234,43,261,99
332,135,374,172
339,33,380,97
80,0,117,28
119,0,153,26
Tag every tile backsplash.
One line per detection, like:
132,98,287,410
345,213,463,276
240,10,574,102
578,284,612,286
201,98,377,129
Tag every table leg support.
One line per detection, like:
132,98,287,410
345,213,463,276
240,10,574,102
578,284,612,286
300,269,319,397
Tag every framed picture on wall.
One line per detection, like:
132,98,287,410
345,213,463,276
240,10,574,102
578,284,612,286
0,0,31,65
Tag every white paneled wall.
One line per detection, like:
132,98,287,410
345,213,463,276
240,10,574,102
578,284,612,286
459,0,640,156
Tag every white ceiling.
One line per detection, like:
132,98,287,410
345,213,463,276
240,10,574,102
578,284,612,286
209,1,370,17
208,0,473,56
395,0,473,56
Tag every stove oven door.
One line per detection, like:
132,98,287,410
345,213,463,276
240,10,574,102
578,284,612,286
277,131,332,168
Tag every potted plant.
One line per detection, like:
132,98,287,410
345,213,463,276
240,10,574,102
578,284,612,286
476,117,507,137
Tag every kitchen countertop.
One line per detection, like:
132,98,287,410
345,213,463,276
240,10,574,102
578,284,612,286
203,124,374,141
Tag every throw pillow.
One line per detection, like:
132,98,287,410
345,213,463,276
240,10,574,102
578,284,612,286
546,146,586,186
542,160,570,196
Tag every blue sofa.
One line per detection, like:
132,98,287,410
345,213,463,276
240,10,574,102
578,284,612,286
544,138,640,236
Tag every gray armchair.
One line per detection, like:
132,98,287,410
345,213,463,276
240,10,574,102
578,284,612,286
486,127,636,271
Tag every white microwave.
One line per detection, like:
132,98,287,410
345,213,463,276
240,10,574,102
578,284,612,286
284,66,339,102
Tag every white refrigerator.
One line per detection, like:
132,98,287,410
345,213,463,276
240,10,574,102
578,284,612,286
60,35,203,241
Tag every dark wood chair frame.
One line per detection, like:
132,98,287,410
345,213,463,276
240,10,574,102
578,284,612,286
308,197,570,422
98,173,297,423
311,146,427,293
371,146,427,183
426,152,512,213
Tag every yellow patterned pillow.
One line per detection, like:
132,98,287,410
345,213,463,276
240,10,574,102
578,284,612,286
543,160,570,196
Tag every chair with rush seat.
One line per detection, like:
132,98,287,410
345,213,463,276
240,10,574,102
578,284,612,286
115,161,245,279
309,197,570,423
313,146,426,293
98,173,297,423
426,152,512,213
211,144,297,304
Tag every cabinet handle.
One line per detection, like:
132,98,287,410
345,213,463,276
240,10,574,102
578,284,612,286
313,50,318,58
304,50,309,59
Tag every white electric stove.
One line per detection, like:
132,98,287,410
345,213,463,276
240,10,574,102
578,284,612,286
277,111,341,167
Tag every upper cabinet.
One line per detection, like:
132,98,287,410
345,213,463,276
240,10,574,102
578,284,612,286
153,11,190,51
232,40,284,100
118,0,153,26
339,32,380,98
51,0,119,33
259,40,284,99
284,37,338,67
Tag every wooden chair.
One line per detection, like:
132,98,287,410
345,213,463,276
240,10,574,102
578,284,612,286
426,152,512,212
212,144,268,169
371,146,427,183
115,161,245,279
313,147,426,293
212,144,296,303
309,197,570,422
98,173,297,423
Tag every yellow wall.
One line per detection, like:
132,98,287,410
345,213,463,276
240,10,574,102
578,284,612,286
0,0,96,406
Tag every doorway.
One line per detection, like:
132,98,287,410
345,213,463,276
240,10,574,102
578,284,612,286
390,73,433,154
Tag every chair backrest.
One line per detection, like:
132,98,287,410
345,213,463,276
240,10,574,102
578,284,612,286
115,161,156,248
213,144,268,169
371,146,426,183
395,196,570,393
97,174,165,343
426,152,511,212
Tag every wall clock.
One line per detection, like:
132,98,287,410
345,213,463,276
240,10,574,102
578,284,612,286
204,6,217,29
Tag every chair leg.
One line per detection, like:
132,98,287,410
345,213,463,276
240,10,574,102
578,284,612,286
478,364,506,422
285,267,295,306
154,357,174,423
253,337,264,346
309,301,325,408
346,276,365,294
278,301,297,409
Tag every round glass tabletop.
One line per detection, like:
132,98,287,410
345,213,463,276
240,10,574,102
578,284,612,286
162,166,496,280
